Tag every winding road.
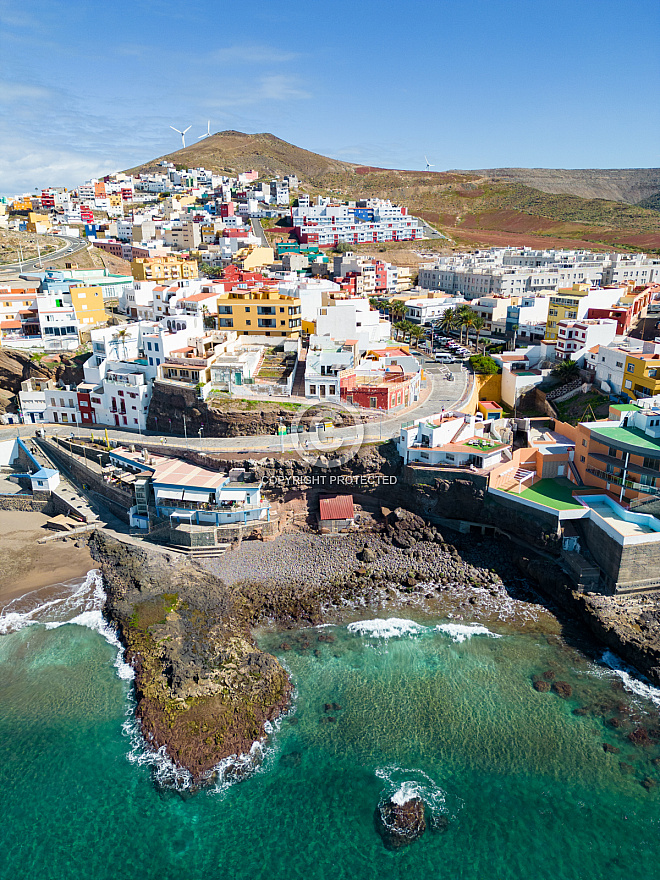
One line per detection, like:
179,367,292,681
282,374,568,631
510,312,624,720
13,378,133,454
0,234,90,276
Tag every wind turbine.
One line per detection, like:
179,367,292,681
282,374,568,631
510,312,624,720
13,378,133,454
198,120,211,140
170,125,191,148
425,156,435,171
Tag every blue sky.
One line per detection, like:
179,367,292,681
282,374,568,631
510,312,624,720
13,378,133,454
1,0,658,193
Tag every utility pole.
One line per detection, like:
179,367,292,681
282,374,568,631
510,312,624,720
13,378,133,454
182,413,187,440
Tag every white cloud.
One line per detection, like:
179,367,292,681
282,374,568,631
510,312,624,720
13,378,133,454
0,142,120,194
210,45,300,64
0,80,53,102
206,75,311,109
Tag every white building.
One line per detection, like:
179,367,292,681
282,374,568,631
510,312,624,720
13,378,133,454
398,410,508,469
555,319,618,362
304,338,355,402
315,298,391,350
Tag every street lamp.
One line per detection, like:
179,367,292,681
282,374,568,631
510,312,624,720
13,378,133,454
182,414,187,441
198,424,204,440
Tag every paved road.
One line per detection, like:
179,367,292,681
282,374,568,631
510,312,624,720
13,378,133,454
250,218,269,248
3,361,471,456
0,234,89,276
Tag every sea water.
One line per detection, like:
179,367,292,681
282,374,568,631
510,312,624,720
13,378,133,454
1,574,660,880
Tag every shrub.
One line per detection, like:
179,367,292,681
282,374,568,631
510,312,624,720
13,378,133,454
469,355,500,374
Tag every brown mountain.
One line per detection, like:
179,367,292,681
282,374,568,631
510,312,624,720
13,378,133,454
126,131,660,252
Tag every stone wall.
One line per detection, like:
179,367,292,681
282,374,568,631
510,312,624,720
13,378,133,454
578,515,660,593
0,494,50,513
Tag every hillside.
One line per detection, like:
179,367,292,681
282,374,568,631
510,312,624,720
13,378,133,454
464,168,660,205
127,131,660,252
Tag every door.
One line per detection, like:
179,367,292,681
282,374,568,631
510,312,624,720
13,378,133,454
114,413,119,426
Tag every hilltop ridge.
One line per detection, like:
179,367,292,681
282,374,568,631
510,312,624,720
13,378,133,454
126,131,660,252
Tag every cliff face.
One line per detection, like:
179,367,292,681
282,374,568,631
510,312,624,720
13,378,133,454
0,349,85,413
89,533,292,782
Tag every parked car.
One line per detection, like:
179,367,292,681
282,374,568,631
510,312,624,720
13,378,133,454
435,354,455,363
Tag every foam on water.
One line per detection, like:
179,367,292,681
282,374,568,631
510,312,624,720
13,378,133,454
375,765,462,823
347,618,426,639
601,650,660,709
0,569,135,680
435,622,502,643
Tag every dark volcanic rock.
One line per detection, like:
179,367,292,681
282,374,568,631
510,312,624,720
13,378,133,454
88,532,292,785
375,795,427,849
603,743,620,754
533,680,551,692
552,681,573,699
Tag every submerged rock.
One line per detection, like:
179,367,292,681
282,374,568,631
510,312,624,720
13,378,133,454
533,680,550,693
552,681,573,699
375,794,426,849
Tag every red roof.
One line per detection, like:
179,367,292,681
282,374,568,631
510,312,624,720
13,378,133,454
319,494,354,521
1,320,22,329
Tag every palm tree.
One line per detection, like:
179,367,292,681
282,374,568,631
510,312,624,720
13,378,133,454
409,325,425,348
462,310,476,348
389,300,407,322
552,359,580,383
112,328,129,360
471,315,485,352
455,305,473,344
439,309,456,336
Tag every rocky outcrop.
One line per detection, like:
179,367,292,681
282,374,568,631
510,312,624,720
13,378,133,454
89,532,292,783
375,796,426,849
0,349,85,413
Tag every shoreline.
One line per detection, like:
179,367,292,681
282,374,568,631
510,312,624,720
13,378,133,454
0,510,94,606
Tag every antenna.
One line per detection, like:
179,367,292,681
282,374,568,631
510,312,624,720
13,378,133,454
198,120,211,140
170,125,192,148
425,156,435,171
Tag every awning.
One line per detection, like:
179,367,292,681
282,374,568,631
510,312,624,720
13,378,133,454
219,489,248,501
183,490,212,502
157,489,184,501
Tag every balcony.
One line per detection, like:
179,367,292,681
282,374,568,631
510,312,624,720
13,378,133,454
586,466,660,497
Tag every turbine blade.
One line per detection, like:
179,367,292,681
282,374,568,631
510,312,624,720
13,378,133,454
170,126,182,133
183,126,191,134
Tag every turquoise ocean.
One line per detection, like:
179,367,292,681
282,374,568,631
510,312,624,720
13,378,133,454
1,571,660,880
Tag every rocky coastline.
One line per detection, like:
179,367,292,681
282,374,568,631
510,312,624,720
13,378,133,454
89,497,660,786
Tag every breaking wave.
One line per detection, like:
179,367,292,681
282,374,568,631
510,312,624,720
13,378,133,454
375,765,462,824
435,623,502,644
601,650,660,709
0,569,134,680
347,618,426,639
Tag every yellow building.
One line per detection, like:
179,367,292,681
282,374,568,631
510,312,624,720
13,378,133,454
235,246,275,271
622,352,660,401
545,283,590,340
214,287,301,337
26,212,52,234
70,284,107,331
131,256,199,282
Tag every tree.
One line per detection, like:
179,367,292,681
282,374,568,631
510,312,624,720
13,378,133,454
471,315,485,352
393,320,407,341
455,305,474,344
552,359,580,382
389,300,407,322
469,354,500,375
409,324,425,347
439,309,457,335
112,328,129,360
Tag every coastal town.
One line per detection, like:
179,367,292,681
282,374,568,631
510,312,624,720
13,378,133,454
3,150,660,861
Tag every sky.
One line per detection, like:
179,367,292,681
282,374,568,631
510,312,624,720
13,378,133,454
1,0,658,194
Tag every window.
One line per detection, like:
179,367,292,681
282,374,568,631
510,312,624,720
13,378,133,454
580,456,585,463
370,397,378,408
582,439,587,446
608,447,618,458
309,385,316,395
627,364,635,372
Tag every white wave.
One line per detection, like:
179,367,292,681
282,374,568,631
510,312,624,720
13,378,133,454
123,714,194,791
0,569,135,681
375,765,462,822
391,781,421,806
435,622,502,644
347,618,426,639
601,650,660,709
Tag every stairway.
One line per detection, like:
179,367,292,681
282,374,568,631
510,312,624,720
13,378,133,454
290,341,308,397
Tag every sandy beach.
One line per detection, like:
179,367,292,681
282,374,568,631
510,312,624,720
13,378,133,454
0,510,94,605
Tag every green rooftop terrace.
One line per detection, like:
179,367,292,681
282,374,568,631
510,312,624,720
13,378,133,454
591,425,660,455
516,478,585,511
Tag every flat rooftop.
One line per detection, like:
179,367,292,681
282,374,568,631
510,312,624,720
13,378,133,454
515,478,585,511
